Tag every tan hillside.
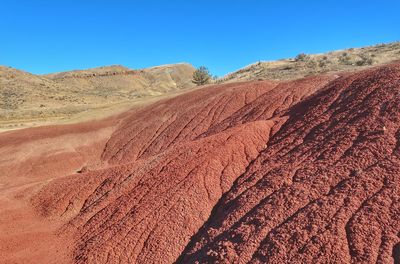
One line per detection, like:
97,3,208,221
0,63,195,130
2,42,400,132
222,41,400,82
45,63,195,96
0,66,70,119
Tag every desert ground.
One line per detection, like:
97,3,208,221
0,43,400,263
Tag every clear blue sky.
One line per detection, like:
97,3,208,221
1,0,399,76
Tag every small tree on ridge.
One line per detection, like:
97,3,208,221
192,66,211,86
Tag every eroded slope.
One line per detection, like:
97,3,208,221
2,63,399,264
30,74,335,263
179,64,400,264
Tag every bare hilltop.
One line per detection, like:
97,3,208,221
0,63,195,130
223,41,400,82
1,41,400,131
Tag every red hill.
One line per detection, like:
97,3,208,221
1,64,399,263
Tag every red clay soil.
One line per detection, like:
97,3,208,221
0,113,124,263
1,64,399,264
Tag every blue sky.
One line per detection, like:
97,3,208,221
1,0,399,76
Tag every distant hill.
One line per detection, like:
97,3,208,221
222,41,400,82
2,41,400,131
45,63,195,95
0,63,195,129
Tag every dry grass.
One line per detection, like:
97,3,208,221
0,64,195,130
2,41,400,131
221,41,400,82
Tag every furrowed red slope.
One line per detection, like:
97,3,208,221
102,76,333,165
178,64,400,263
101,81,278,164
36,120,274,263
31,76,334,263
